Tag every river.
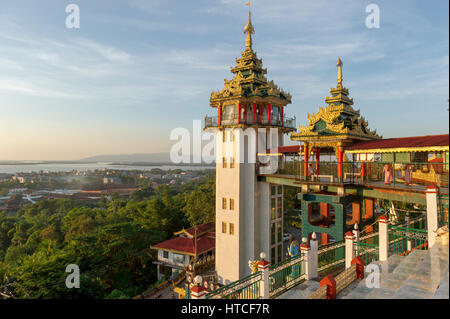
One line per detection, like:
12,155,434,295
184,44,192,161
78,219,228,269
0,162,214,174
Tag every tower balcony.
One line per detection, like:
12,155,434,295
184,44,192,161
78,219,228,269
204,114,296,131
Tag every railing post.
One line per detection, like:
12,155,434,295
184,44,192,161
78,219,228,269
190,276,207,299
345,231,354,269
309,232,319,279
320,275,336,299
405,212,412,251
351,256,365,279
257,252,270,299
300,238,312,280
378,215,389,262
426,185,439,247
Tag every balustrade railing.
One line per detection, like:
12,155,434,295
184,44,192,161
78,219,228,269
318,240,345,272
438,194,449,227
259,160,448,188
388,225,428,255
268,253,305,298
204,115,296,129
205,271,261,299
353,241,379,265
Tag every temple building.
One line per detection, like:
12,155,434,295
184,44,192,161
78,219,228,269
151,223,215,281
204,11,296,284
182,7,449,300
291,58,380,183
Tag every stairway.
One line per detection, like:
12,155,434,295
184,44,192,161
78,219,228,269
340,243,449,299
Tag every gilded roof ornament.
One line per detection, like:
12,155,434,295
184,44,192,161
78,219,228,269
244,9,255,50
337,57,343,88
292,59,381,142
209,6,291,107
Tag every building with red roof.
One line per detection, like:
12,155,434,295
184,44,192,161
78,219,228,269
151,222,215,280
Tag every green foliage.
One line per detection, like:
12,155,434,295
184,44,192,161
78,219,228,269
0,188,9,196
0,172,216,299
183,175,215,226
283,186,300,211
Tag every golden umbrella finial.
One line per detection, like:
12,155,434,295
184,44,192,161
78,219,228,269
244,2,255,50
336,57,343,87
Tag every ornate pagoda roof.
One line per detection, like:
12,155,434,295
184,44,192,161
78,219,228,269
291,58,381,145
210,11,292,108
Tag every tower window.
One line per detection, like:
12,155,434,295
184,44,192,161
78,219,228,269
230,157,235,168
222,157,227,168
229,223,234,235
222,222,227,234
230,198,235,210
222,198,227,209
223,131,226,142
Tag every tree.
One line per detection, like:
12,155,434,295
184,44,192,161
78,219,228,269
184,176,215,226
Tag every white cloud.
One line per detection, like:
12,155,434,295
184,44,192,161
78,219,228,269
71,38,132,64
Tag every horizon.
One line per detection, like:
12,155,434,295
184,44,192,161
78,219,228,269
0,0,448,161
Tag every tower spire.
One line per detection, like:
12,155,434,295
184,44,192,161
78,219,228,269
244,2,255,50
337,57,343,87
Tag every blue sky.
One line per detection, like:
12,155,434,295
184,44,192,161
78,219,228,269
0,0,448,160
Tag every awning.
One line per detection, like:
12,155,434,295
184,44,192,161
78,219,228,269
346,134,449,154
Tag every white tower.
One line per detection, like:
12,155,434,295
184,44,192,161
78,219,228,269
204,12,295,284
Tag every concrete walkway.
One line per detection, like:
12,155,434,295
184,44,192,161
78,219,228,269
341,243,449,299
277,279,320,299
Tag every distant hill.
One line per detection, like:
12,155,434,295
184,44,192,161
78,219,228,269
80,152,171,163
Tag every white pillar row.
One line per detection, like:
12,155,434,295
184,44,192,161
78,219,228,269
378,215,389,262
257,252,270,299
425,185,439,248
345,231,354,269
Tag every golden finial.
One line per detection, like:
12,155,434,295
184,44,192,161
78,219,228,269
244,2,255,50
337,57,343,87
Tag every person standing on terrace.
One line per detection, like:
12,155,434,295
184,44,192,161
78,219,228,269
383,163,393,185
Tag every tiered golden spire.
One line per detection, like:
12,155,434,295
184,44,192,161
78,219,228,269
244,3,255,50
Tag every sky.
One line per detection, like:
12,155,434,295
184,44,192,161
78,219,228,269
0,0,448,161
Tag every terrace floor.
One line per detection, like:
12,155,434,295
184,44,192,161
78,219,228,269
340,243,449,299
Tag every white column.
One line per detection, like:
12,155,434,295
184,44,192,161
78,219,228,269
379,215,389,262
406,212,412,252
426,185,439,248
345,231,354,269
300,238,312,280
309,232,319,279
257,252,270,299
